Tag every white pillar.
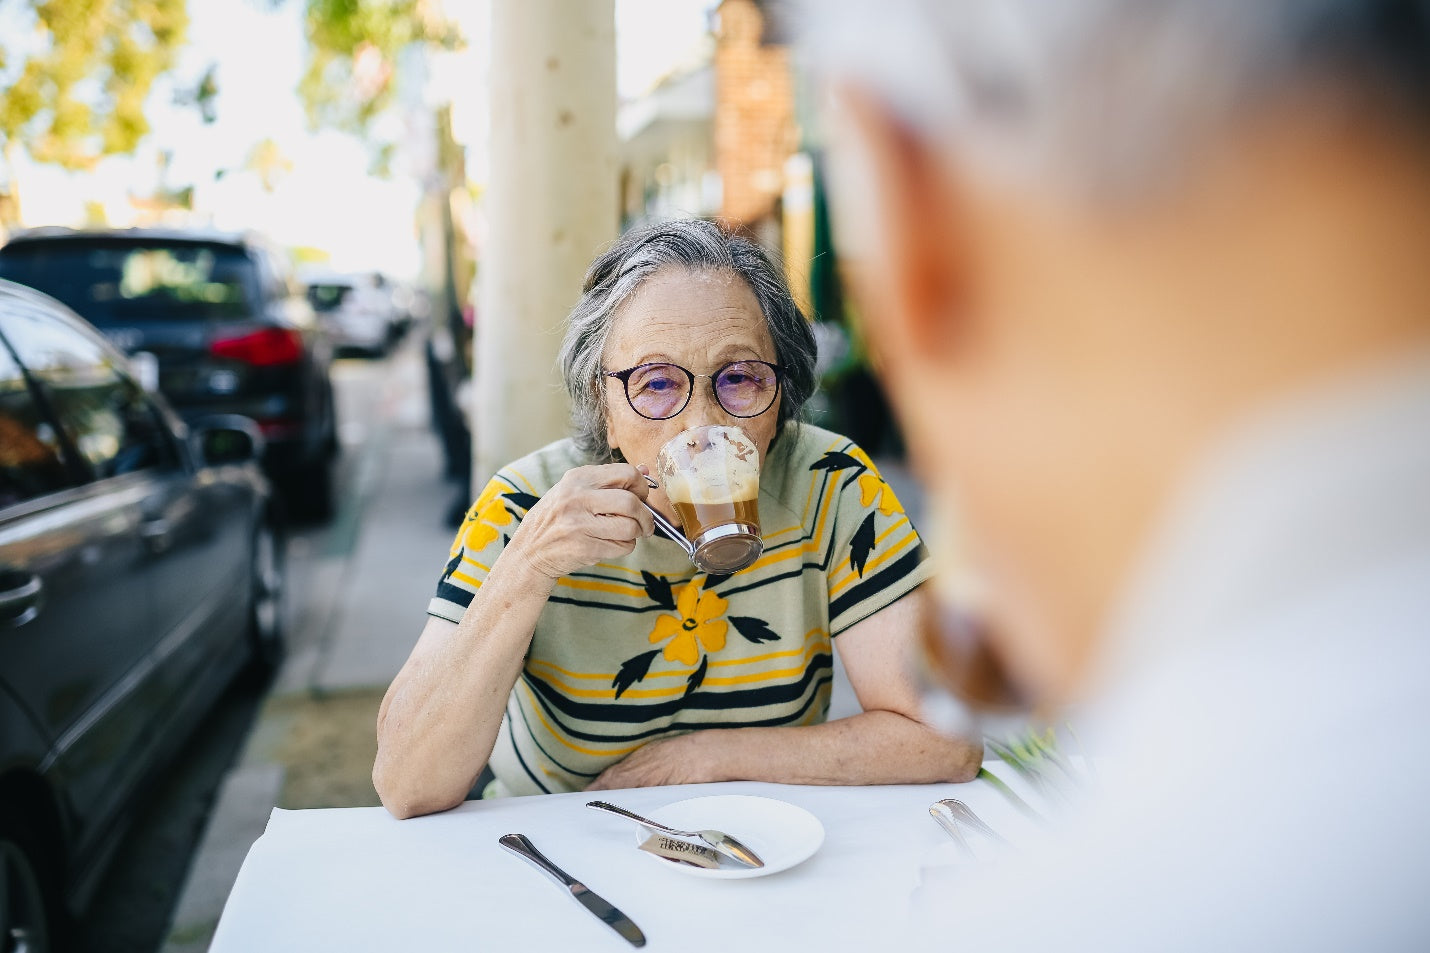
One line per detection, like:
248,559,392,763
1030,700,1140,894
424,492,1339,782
476,0,618,486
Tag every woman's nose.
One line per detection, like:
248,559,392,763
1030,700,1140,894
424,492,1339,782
682,381,733,428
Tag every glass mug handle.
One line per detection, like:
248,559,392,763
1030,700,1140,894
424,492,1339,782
643,503,697,557
639,473,763,573
640,475,697,556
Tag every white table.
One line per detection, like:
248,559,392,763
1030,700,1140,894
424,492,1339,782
211,768,1045,952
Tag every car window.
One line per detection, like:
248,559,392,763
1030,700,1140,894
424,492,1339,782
306,282,353,312
254,248,293,304
0,306,180,480
269,250,302,301
0,338,76,509
0,240,261,325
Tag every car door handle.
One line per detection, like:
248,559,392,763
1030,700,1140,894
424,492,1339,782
140,517,173,553
0,573,43,626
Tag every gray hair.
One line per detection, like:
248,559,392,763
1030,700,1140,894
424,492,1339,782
557,219,818,462
802,0,1430,197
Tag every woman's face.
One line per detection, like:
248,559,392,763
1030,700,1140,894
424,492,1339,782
603,266,781,518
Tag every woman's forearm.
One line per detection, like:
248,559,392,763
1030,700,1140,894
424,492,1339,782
373,545,555,818
700,710,982,786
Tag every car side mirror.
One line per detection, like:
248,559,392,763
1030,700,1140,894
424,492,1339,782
190,415,266,466
129,351,161,393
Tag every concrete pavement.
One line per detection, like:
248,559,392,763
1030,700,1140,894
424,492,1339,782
163,343,457,952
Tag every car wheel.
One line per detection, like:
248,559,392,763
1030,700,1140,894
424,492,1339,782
323,383,340,459
246,517,286,674
0,828,53,953
285,456,335,524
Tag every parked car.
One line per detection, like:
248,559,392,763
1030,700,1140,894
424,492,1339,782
0,278,284,950
301,269,403,358
0,227,339,521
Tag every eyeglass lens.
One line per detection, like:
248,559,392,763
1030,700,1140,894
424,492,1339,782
625,362,779,419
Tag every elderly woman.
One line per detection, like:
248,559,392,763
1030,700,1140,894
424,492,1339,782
374,220,980,817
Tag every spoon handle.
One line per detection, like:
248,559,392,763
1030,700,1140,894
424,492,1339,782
586,800,687,838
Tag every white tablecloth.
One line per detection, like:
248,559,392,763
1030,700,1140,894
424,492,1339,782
210,768,1046,952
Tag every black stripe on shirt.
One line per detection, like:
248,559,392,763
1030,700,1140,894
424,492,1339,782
514,692,602,779
435,580,475,609
505,716,553,794
715,564,821,600
546,595,670,614
827,545,927,628
521,652,834,732
520,668,835,747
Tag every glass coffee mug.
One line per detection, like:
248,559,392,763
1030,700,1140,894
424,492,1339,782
643,425,763,574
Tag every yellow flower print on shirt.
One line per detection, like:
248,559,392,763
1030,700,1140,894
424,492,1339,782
648,581,729,666
452,480,515,556
849,447,905,518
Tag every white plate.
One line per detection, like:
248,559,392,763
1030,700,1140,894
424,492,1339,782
633,795,824,879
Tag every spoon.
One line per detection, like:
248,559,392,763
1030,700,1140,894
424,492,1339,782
586,800,765,868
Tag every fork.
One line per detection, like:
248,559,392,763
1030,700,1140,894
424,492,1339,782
935,798,1008,844
928,802,977,857
585,800,765,868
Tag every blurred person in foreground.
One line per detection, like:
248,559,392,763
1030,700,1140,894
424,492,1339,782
373,220,979,817
806,0,1430,948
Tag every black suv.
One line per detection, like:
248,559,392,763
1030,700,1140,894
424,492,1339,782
0,227,338,520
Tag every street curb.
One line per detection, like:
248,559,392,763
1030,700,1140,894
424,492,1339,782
160,763,285,953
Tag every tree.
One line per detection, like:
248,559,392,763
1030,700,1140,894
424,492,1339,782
296,0,459,172
244,137,294,193
0,0,189,225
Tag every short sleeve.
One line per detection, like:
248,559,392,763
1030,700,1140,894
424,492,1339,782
818,443,932,635
428,471,541,622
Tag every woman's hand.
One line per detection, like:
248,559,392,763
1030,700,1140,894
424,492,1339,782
585,733,712,791
508,463,655,580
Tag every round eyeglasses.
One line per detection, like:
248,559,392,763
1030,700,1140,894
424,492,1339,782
604,360,786,421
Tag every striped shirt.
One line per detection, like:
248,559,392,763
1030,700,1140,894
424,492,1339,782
428,422,930,796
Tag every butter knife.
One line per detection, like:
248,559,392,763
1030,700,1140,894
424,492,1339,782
499,833,646,947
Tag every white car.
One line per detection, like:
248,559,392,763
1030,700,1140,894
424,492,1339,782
303,271,399,357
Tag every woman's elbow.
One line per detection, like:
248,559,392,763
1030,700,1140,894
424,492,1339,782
373,757,463,820
915,731,982,784
944,736,984,783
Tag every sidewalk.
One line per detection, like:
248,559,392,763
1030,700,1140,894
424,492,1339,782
163,347,457,952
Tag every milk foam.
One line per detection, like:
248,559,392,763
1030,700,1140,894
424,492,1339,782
658,425,760,504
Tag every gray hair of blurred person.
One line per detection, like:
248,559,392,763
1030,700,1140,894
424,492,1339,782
802,0,1430,198
558,219,818,462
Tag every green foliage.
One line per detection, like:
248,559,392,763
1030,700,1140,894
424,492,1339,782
297,0,460,138
290,244,332,265
243,137,294,192
171,62,218,123
981,721,1092,818
0,0,189,169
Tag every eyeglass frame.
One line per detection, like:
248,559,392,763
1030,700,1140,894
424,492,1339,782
603,360,788,421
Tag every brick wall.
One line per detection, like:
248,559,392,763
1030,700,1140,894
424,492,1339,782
714,0,798,230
